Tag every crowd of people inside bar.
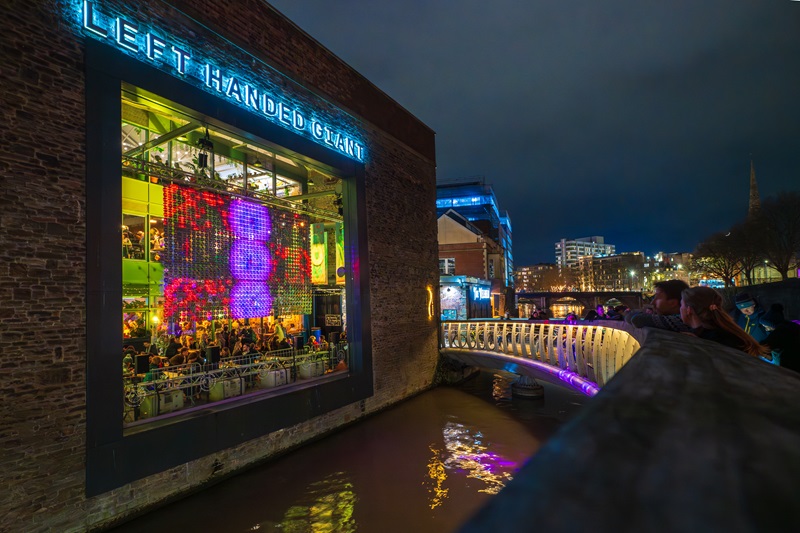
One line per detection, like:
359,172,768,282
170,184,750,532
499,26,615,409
122,316,348,423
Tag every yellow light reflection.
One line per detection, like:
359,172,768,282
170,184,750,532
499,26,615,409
275,472,357,533
427,285,435,319
425,445,449,509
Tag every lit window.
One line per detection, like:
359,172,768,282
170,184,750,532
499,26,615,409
439,258,456,275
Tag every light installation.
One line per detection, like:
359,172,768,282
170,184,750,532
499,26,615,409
163,183,310,330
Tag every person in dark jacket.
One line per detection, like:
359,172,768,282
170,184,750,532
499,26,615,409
729,292,768,342
164,335,182,359
626,279,692,332
760,304,800,373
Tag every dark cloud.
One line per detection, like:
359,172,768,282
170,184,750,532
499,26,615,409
269,0,800,263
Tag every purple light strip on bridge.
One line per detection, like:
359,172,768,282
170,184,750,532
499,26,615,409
442,348,600,397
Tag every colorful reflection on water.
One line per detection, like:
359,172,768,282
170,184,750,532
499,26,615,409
112,372,586,533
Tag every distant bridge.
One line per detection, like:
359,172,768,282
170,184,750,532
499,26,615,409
516,291,646,311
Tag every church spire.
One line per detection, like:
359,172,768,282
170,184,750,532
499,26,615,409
748,156,761,218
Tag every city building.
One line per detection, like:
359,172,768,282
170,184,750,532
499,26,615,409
436,177,513,288
645,252,693,288
577,252,645,292
515,263,559,292
438,209,505,317
436,178,514,316
3,2,439,530
555,236,615,271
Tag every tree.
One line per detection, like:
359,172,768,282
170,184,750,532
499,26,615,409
729,219,763,285
694,232,742,287
755,192,800,280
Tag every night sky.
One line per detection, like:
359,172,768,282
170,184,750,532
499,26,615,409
268,0,800,265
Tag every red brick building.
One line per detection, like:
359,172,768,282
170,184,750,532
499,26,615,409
1,1,439,530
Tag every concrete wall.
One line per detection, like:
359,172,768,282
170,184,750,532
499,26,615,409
1,0,439,530
461,322,800,532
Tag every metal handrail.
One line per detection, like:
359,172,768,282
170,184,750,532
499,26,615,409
440,321,640,389
123,345,346,423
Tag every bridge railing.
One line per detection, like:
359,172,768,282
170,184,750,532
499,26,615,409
440,320,641,389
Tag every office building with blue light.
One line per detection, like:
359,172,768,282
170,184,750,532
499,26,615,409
436,178,514,316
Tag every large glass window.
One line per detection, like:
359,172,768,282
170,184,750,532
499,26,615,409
121,86,351,426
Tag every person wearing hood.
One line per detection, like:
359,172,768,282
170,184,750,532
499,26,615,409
760,303,800,373
729,292,768,342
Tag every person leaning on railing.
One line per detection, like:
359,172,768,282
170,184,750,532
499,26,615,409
679,286,769,358
625,279,692,333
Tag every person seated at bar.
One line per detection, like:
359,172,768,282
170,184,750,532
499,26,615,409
254,338,269,354
232,334,246,357
122,232,132,258
200,333,213,353
142,357,162,383
142,341,159,356
184,351,202,373
164,336,181,359
169,347,188,367
308,335,320,351
240,343,256,363
122,353,135,376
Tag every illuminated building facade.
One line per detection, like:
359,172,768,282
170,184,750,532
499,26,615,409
644,252,693,288
577,252,645,291
515,263,559,292
2,1,438,530
436,178,514,288
436,178,514,316
555,236,615,271
438,210,500,318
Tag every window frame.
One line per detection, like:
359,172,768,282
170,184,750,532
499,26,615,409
85,40,373,496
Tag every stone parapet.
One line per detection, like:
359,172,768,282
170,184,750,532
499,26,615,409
459,325,800,532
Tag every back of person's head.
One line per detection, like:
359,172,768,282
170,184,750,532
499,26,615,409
654,279,689,301
682,286,725,322
681,286,767,357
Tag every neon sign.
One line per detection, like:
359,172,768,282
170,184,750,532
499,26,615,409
81,1,366,162
471,287,490,301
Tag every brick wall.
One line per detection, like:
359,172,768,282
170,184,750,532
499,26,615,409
440,242,489,279
0,0,439,530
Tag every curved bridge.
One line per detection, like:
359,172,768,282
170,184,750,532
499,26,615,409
440,320,641,396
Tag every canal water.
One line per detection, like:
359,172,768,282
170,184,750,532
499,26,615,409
111,371,588,533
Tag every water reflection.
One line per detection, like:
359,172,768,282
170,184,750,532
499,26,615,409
112,372,586,533
278,472,356,533
441,422,514,495
425,445,448,509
